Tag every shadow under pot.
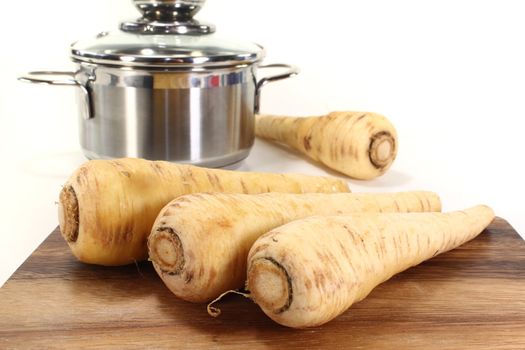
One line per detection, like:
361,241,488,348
19,0,298,168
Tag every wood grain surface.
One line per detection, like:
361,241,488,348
1,218,524,349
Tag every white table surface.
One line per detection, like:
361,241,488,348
1,0,524,286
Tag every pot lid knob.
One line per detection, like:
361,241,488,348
121,0,215,35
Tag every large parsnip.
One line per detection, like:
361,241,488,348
149,191,440,302
256,112,397,180
247,206,495,328
58,158,349,266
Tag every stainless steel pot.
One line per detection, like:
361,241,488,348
20,0,298,168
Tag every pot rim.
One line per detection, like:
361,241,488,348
70,46,265,69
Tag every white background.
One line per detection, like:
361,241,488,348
1,0,523,286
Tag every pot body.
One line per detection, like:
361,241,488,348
20,63,297,167
76,63,256,167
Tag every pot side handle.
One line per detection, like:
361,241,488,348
18,71,94,120
255,64,299,113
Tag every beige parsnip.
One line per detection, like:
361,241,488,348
247,205,495,328
255,112,397,180
58,158,349,266
148,191,441,303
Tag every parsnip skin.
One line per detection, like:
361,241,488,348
247,206,495,328
255,112,398,180
58,158,349,266
148,191,441,303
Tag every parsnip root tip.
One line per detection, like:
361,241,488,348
369,131,396,169
248,258,292,314
58,185,79,243
207,304,222,318
148,228,185,275
207,289,252,318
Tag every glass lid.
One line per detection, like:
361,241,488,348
70,0,265,68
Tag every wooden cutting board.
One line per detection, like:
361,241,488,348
1,218,524,349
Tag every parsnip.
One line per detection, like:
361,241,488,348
247,205,495,328
256,112,397,180
58,158,349,266
149,191,440,302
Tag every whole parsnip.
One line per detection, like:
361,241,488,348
58,158,349,266
149,191,440,302
256,112,397,180
247,205,494,328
